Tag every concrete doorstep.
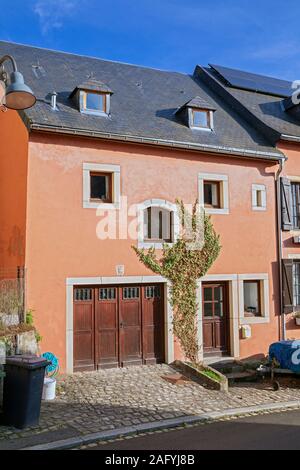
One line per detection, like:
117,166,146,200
23,400,300,450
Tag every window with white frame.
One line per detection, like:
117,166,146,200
80,90,110,116
238,274,269,324
83,163,120,209
137,200,179,249
144,207,173,243
198,173,229,215
191,109,211,129
188,108,214,131
244,281,261,316
252,184,266,211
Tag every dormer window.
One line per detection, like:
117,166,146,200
69,79,113,117
83,91,107,114
191,109,211,129
175,96,216,131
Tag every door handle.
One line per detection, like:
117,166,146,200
120,322,125,328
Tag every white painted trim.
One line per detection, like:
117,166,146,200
288,254,300,259
287,175,300,183
66,275,172,374
80,90,110,116
252,184,267,211
66,275,167,286
188,108,214,132
137,199,180,249
197,280,204,362
83,163,121,210
199,274,239,359
83,163,120,173
201,274,238,282
238,273,268,281
230,278,240,359
164,281,174,364
198,173,229,215
238,273,270,324
66,284,74,374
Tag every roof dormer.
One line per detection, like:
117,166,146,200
176,96,216,131
70,79,113,116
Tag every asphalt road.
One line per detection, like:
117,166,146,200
90,410,300,450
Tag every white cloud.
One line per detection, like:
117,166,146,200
34,0,80,34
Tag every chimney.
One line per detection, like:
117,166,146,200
50,91,57,110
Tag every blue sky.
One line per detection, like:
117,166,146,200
0,0,300,80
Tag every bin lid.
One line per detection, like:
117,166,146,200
5,355,50,370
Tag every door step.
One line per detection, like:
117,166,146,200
204,359,258,384
226,370,258,384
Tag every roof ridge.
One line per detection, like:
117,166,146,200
209,63,292,85
0,40,191,77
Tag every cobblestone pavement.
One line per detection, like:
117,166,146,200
1,363,300,442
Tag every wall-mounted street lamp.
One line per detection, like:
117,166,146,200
0,55,36,110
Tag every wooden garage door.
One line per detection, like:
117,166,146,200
73,284,164,371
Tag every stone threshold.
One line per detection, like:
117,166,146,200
24,400,300,450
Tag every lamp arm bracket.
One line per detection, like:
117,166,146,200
0,55,18,73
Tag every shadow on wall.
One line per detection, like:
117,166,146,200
285,313,300,334
238,353,267,362
282,236,296,249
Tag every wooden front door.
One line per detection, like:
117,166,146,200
202,283,229,356
73,287,95,371
119,286,142,367
95,287,119,369
73,284,164,371
143,285,164,365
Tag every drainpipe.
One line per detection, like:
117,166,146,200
275,157,286,340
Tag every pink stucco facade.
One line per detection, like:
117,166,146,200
22,131,280,372
277,141,300,340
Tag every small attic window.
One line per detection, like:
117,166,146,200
191,109,211,129
70,79,113,117
82,91,107,114
175,96,215,131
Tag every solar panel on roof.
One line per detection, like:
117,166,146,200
209,64,293,97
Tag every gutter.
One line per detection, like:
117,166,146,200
281,134,300,143
28,122,283,162
275,157,286,340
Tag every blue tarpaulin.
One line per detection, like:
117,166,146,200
269,341,300,374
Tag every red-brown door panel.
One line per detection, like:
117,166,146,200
119,287,142,366
202,283,229,356
203,321,214,352
142,285,164,364
95,290,119,368
73,293,95,372
74,284,165,370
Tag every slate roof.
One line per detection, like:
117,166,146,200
182,96,216,111
69,79,113,97
0,41,283,160
200,65,300,141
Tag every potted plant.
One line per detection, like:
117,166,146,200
294,311,300,326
